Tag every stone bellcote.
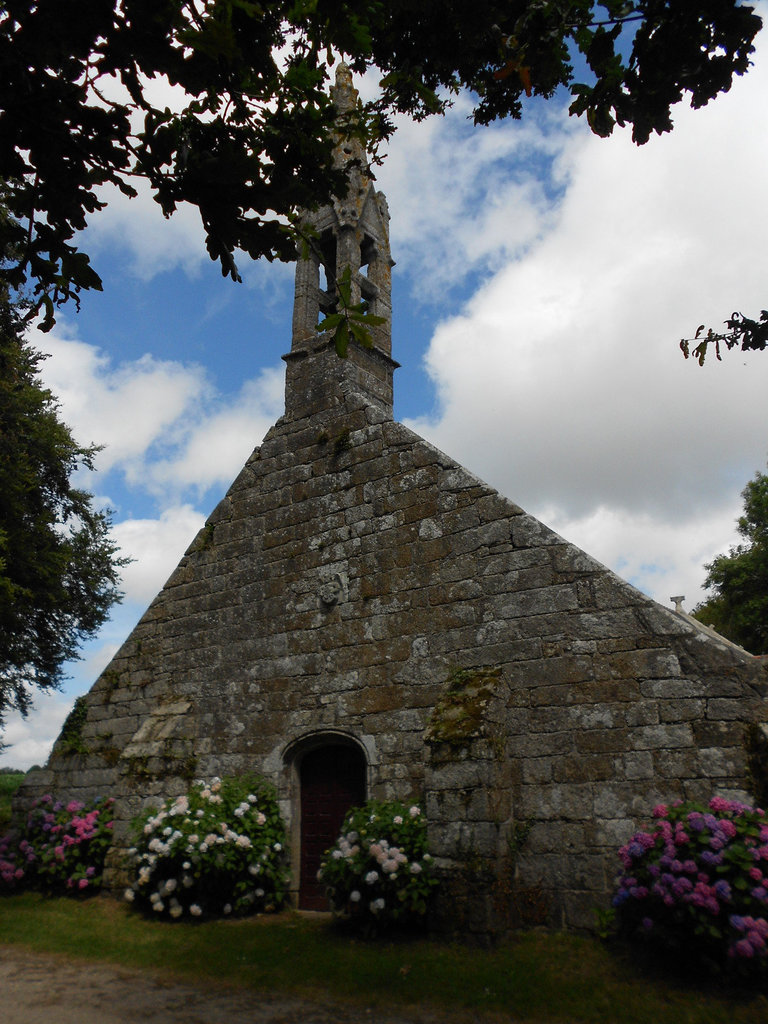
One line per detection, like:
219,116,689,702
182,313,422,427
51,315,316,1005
284,64,398,419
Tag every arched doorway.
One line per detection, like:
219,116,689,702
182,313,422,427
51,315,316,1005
299,743,366,910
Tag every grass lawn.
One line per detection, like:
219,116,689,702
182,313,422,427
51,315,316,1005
1,892,768,1023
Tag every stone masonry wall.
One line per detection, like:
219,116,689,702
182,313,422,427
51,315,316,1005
16,372,768,939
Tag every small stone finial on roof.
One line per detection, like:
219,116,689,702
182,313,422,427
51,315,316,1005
671,596,686,613
331,62,357,113
328,62,367,175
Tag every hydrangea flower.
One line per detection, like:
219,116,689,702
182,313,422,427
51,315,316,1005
613,796,768,976
0,795,114,896
125,776,288,921
318,798,438,934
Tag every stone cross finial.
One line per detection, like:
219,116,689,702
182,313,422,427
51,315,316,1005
330,62,356,114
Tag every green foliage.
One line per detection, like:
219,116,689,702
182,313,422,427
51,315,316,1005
566,1,760,144
0,299,127,732
681,311,768,364
0,2,760,327
692,468,768,654
613,797,768,978
318,799,438,934
331,428,352,457
0,794,115,894
126,775,289,919
0,770,24,833
317,265,387,357
593,905,617,941
58,696,90,756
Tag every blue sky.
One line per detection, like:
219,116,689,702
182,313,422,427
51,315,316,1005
4,12,768,768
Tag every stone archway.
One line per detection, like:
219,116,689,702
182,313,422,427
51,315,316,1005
298,743,366,910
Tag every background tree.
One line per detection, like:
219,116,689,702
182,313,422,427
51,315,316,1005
692,468,768,655
0,0,761,330
0,293,127,739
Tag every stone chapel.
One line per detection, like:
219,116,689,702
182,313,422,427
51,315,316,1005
17,66,768,939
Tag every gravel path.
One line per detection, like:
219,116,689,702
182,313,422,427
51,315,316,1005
0,944,497,1024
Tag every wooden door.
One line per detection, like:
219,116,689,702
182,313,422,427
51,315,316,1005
299,744,366,910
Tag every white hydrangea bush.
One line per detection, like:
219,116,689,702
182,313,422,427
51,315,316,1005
125,775,289,920
318,799,438,933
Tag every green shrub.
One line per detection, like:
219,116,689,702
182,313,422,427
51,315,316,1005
612,796,768,976
0,771,25,833
0,794,114,893
318,799,438,934
125,775,289,920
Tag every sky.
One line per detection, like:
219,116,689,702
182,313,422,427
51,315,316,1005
3,12,768,769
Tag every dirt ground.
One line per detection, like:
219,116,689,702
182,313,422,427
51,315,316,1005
0,944,494,1024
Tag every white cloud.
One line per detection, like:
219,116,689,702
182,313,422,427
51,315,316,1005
140,367,285,497
84,175,297,292
30,321,287,510
0,691,74,772
402,18,768,608
78,639,123,683
377,97,573,297
85,177,208,281
31,322,209,470
240,255,295,305
542,501,744,613
113,505,207,604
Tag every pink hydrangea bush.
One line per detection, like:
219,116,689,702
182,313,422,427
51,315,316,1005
318,799,438,934
126,775,289,920
612,797,768,975
0,794,114,894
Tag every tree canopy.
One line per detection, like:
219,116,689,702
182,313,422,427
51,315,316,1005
0,293,126,733
692,468,768,655
0,0,762,329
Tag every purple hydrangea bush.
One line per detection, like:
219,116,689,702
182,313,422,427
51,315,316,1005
0,794,114,894
318,799,438,934
125,775,289,920
613,797,768,975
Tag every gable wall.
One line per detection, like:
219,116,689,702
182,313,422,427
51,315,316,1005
17,384,768,938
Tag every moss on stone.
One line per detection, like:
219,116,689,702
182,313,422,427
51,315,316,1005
195,522,216,551
101,668,121,696
58,695,90,756
425,666,502,747
332,427,352,457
